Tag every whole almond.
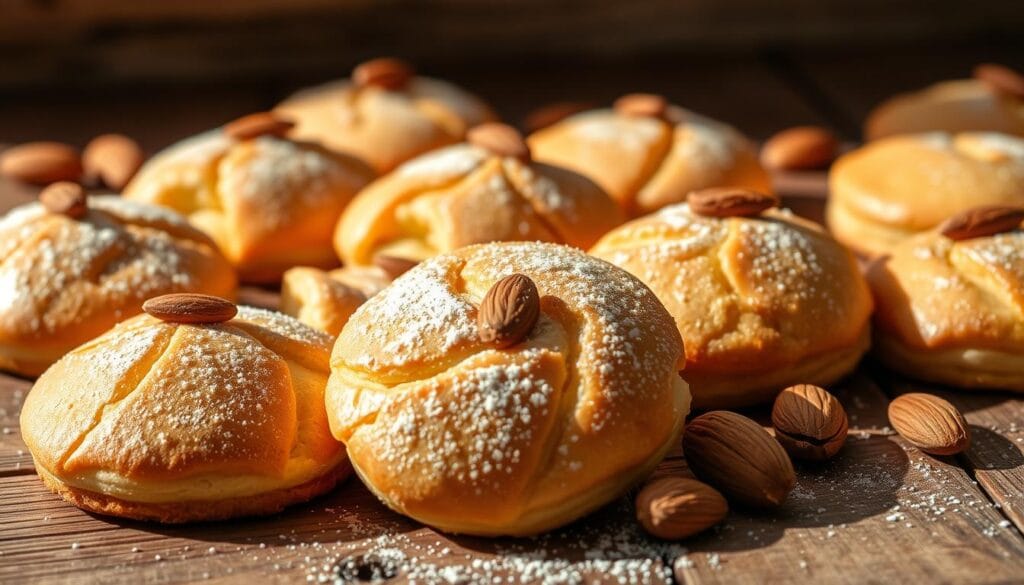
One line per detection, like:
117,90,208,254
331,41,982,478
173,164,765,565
39,181,88,219
636,477,728,540
224,112,295,141
760,126,839,171
477,273,541,348
974,63,1024,99
83,133,145,190
888,393,970,456
143,294,238,324
683,410,795,508
523,101,594,133
0,142,82,185
353,57,414,90
938,205,1024,241
372,254,419,280
614,93,668,119
688,187,779,218
771,384,848,461
467,123,531,162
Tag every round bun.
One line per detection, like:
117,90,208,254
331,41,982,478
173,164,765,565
866,226,1024,391
326,242,688,536
281,265,392,336
0,195,236,377
20,305,348,522
827,132,1024,257
866,79,1024,141
124,129,375,283
275,61,497,174
527,100,770,217
590,204,872,409
333,140,624,267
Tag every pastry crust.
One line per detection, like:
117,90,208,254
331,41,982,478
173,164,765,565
0,195,236,377
828,132,1024,257
528,106,770,217
124,130,375,283
281,265,392,336
326,242,689,536
590,204,873,409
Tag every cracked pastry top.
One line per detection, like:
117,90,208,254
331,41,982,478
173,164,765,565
326,242,689,536
19,305,349,522
590,204,872,409
0,194,236,377
527,94,771,217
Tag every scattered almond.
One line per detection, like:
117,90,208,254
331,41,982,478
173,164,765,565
353,57,414,90
771,384,848,461
683,411,795,508
83,133,145,190
888,393,970,456
0,141,82,185
143,294,238,324
636,477,728,540
39,182,88,218
760,126,839,171
372,254,419,280
477,273,540,348
938,205,1024,241
224,112,295,141
613,93,668,119
467,123,531,162
974,63,1024,99
523,101,593,133
688,187,779,218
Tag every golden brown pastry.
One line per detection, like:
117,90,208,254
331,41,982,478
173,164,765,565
528,94,771,217
0,184,236,377
276,58,498,173
590,191,873,409
280,264,394,336
123,112,375,283
333,123,624,267
20,294,349,522
326,242,688,536
827,132,1024,257
867,206,1024,391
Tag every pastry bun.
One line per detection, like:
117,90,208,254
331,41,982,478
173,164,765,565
326,242,689,535
281,264,394,336
20,296,349,522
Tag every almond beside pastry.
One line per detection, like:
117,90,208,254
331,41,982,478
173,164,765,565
477,273,541,348
760,126,839,171
888,393,971,455
635,477,728,540
83,133,145,190
0,141,82,185
771,384,848,461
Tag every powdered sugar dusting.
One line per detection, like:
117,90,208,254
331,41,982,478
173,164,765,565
236,306,334,349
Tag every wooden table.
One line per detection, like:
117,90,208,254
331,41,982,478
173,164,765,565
2,51,1024,584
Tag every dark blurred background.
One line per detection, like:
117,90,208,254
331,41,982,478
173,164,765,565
1,0,1023,149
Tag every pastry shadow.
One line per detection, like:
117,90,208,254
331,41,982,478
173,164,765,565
964,425,1024,471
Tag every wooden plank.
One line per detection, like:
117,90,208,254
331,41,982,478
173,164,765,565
0,377,31,477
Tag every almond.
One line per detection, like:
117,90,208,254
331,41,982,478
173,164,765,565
760,126,839,171
467,123,531,162
477,274,540,348
687,187,779,218
523,101,594,133
83,133,145,190
39,181,88,218
771,384,848,461
888,393,970,456
636,477,728,540
614,93,668,119
683,411,795,508
353,57,414,91
372,254,419,280
223,112,295,141
974,63,1024,99
938,205,1024,241
0,142,82,185
143,294,238,324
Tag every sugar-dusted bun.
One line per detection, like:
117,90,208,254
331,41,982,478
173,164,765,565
590,203,872,409
20,303,348,522
828,132,1024,257
333,126,624,267
281,265,393,336
867,223,1024,391
528,97,770,217
326,242,688,536
124,123,375,283
275,58,498,174
0,194,236,377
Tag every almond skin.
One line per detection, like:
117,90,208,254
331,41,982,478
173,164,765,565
39,181,88,219
888,393,971,456
636,477,728,540
0,142,82,185
772,384,848,461
467,123,531,162
683,411,795,508
143,294,238,324
372,254,419,280
938,205,1024,241
223,112,295,141
974,63,1024,99
688,187,779,218
83,133,145,191
614,93,668,119
760,126,839,171
477,274,540,348
353,57,414,90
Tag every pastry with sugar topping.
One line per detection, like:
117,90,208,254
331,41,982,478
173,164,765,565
326,242,689,535
276,57,498,174
19,294,349,522
333,123,624,267
123,112,375,283
867,205,1024,391
0,183,236,377
527,93,771,217
590,189,873,409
